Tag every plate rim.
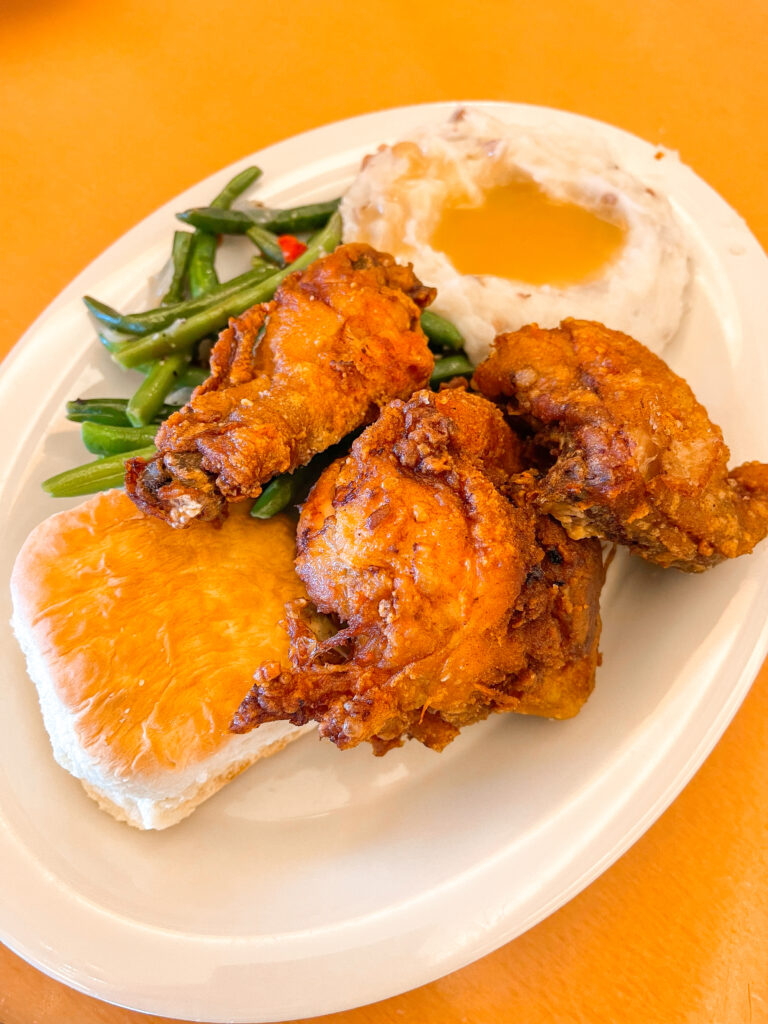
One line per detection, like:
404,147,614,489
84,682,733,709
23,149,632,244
2,99,768,1021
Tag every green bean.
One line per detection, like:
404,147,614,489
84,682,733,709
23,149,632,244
66,398,178,426
249,429,362,520
81,422,157,456
212,165,263,208
249,475,299,518
127,353,190,426
175,364,209,389
430,354,474,385
42,446,156,498
66,398,135,426
97,334,129,357
188,166,263,299
113,211,342,369
84,297,136,334
176,208,251,234
250,199,341,234
420,310,467,353
246,224,285,267
98,323,135,349
188,233,219,298
131,361,208,390
95,327,143,361
161,231,194,304
177,198,341,236
84,264,278,337
250,463,317,518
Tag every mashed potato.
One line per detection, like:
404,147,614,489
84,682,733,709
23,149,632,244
341,108,690,362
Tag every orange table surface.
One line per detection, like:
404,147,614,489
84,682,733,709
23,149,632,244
1,1,767,1022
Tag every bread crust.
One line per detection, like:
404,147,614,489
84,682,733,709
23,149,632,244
79,730,301,830
11,490,311,828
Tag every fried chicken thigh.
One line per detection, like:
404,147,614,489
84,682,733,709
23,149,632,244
473,319,768,572
126,244,435,526
231,389,604,753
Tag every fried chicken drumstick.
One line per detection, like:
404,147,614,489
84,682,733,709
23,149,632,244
473,319,768,572
126,244,435,526
231,388,604,753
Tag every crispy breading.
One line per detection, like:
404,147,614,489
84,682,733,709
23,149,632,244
473,319,768,572
126,244,435,526
231,389,604,753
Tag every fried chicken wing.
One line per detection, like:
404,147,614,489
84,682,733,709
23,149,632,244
473,319,768,572
126,244,435,526
231,388,604,753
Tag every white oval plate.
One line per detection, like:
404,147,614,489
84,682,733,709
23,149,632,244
1,102,767,1022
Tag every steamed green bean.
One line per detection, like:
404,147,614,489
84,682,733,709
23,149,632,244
421,309,467,352
188,166,263,298
81,422,157,456
430,354,474,385
161,231,194,304
246,224,285,267
177,198,341,236
112,211,342,369
126,353,190,426
84,263,277,337
66,397,178,426
42,446,157,498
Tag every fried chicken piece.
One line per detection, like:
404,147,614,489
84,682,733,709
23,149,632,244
473,319,768,572
126,244,435,526
231,388,604,753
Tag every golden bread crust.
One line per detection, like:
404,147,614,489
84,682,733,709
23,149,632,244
11,490,306,783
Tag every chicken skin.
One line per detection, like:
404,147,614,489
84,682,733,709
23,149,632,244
473,319,768,572
126,244,435,526
231,388,604,753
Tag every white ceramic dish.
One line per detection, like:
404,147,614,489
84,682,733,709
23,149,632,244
1,102,767,1023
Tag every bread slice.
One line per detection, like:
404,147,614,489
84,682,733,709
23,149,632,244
10,490,313,829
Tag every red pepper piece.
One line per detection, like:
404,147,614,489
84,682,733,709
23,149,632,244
277,235,308,262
